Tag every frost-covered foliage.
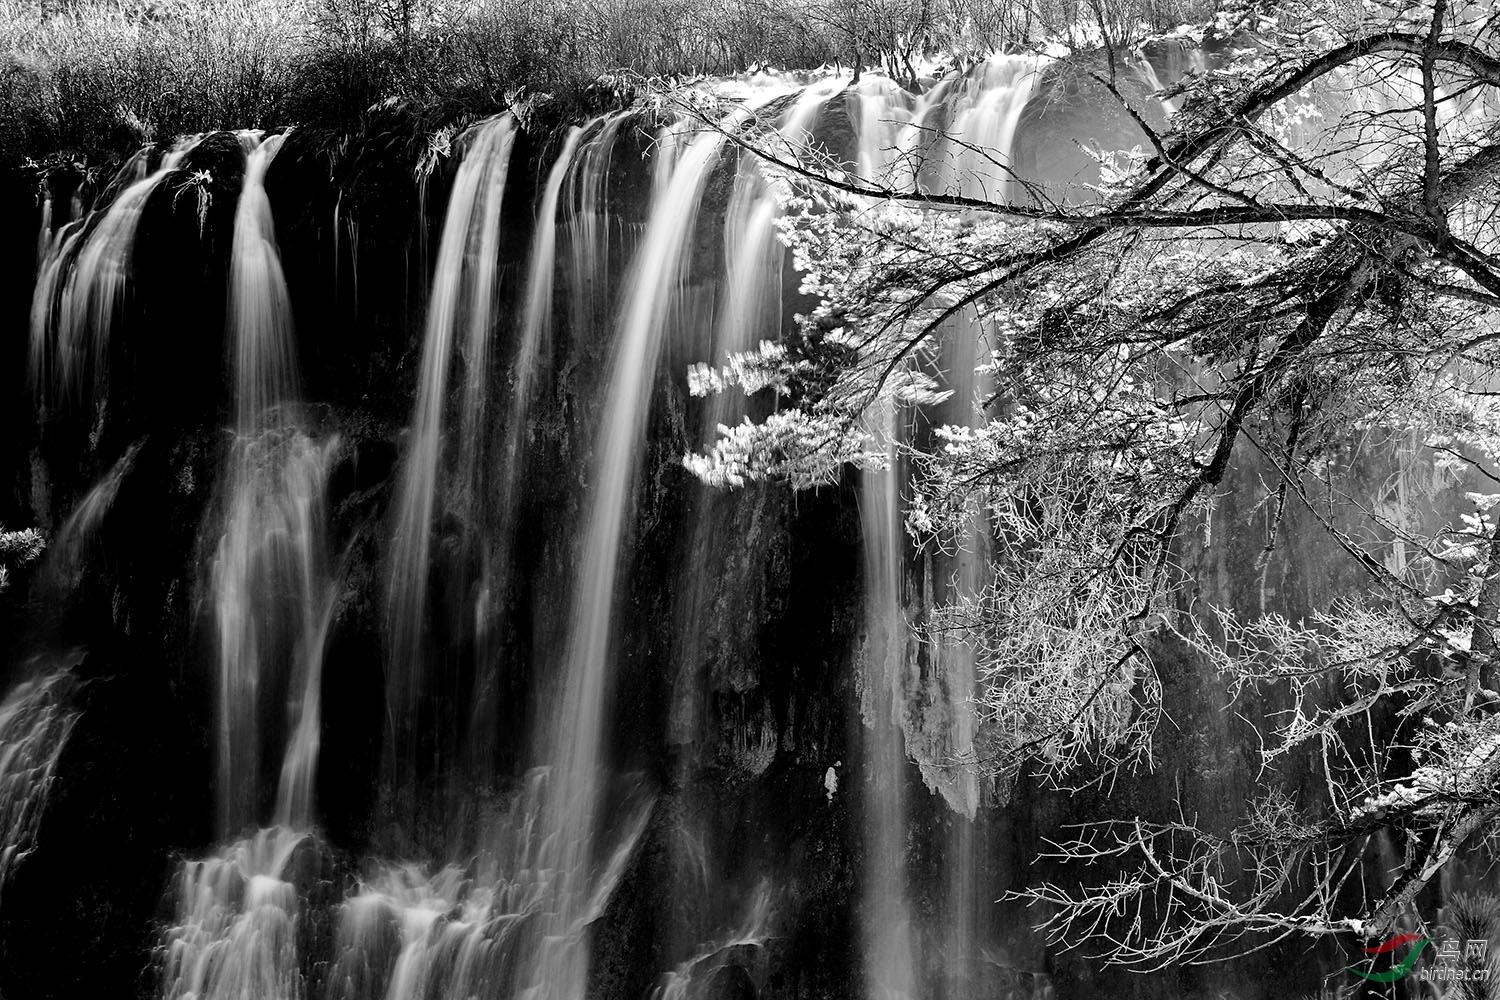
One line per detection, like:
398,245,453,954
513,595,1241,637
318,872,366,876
0,527,46,593
682,0,1500,967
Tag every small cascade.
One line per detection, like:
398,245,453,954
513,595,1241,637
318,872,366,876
846,74,955,193
37,440,142,597
565,114,627,346
326,865,499,1000
650,880,774,1000
938,56,1042,200
384,115,516,801
159,131,338,1000
30,137,201,410
324,772,654,1000
159,828,311,1000
858,402,916,1000
0,668,78,909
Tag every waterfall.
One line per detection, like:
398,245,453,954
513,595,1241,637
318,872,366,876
518,104,763,1000
672,83,836,746
859,401,916,1000
319,117,669,1000
384,115,516,800
160,131,339,1000
462,123,588,779
660,83,841,973
0,669,78,909
37,440,142,598
941,57,1042,201
847,73,957,194
650,880,774,999
30,137,201,412
847,55,1038,999
565,113,627,342
7,58,1127,1000
214,131,337,838
160,828,310,1000
713,82,840,396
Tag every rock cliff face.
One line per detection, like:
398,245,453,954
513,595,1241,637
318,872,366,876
0,51,1457,1000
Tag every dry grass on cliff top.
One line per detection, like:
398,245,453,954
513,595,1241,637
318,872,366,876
0,0,844,163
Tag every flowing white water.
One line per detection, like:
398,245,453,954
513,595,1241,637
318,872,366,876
712,82,840,384
846,57,1037,998
160,827,310,1000
212,430,338,836
229,133,298,434
160,131,339,1000
936,312,989,1000
847,73,955,194
34,194,52,270
323,121,667,1000
30,137,201,409
0,668,78,909
38,440,143,597
521,105,763,1000
671,83,839,751
323,771,653,1000
463,124,588,774
651,880,774,1000
938,56,1042,201
384,115,516,790
565,114,627,343
214,132,336,838
18,65,1076,999
516,125,587,428
859,401,916,1000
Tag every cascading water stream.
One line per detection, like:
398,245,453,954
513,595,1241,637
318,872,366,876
858,401,916,1000
0,431,150,915
4,48,1349,1000
712,82,842,402
848,74,956,195
213,131,335,838
37,440,142,598
565,114,627,346
519,104,764,1000
661,82,844,972
319,118,656,1000
0,669,78,910
940,57,1042,201
671,83,837,748
31,136,201,414
463,123,588,779
384,115,516,805
160,131,339,1000
847,54,1037,998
